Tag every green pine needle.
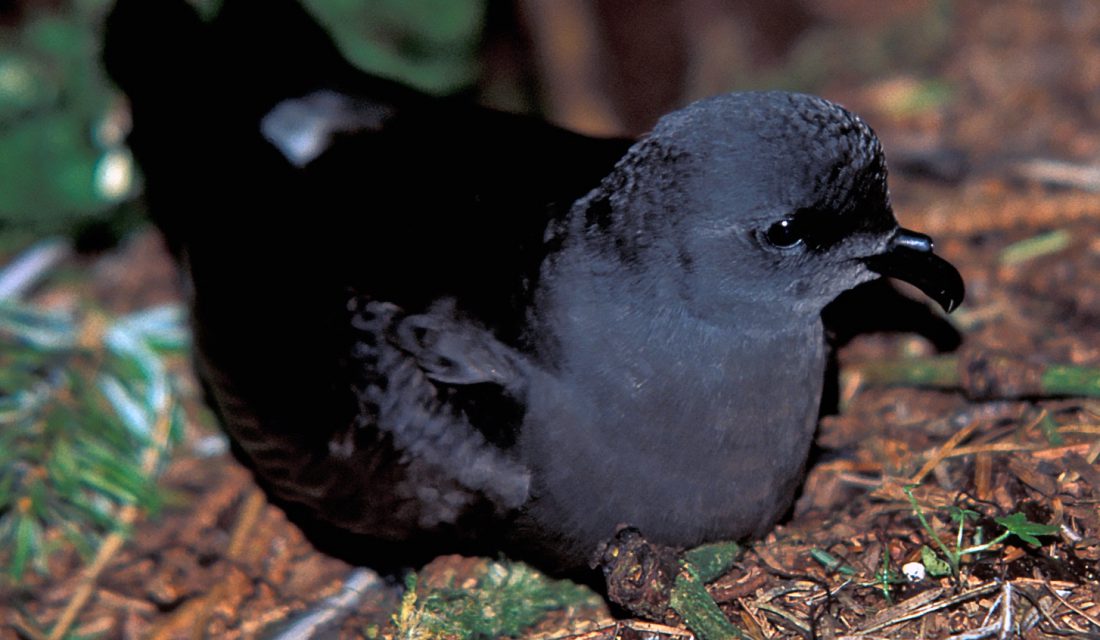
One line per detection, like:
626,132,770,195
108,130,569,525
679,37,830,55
0,299,187,583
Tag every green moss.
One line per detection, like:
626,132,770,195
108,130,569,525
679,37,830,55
393,560,601,639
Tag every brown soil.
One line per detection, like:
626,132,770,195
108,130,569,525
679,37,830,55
6,0,1100,637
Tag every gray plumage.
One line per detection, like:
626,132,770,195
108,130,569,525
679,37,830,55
514,92,906,559
103,0,963,574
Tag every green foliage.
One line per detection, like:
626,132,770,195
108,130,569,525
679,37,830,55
998,229,1071,266
0,0,135,233
871,543,904,603
0,296,186,583
730,0,955,98
683,539,742,582
903,484,1060,581
193,0,488,92
920,545,951,577
670,562,746,640
301,0,486,94
809,547,857,576
2,0,488,242
947,505,980,525
994,512,1060,547
393,560,600,639
1038,413,1064,446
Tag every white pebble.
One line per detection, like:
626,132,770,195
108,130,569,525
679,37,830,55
903,561,926,582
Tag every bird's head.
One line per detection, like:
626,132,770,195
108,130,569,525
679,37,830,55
569,91,963,321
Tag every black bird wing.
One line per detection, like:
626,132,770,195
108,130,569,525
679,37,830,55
103,0,632,547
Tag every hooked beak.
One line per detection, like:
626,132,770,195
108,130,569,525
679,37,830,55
863,228,965,313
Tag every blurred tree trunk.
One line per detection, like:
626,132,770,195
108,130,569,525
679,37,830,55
510,0,813,137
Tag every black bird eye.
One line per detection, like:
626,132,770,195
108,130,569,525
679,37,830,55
764,218,803,249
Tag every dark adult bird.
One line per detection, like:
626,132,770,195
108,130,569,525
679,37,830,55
103,0,964,573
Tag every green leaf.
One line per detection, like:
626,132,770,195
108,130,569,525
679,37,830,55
921,545,952,577
1038,414,1064,446
684,540,741,582
999,229,1071,266
809,548,857,576
0,468,14,506
994,513,1059,547
0,245,182,583
300,0,486,94
45,508,96,559
9,515,42,580
946,506,979,524
0,52,59,122
62,493,116,530
46,437,80,494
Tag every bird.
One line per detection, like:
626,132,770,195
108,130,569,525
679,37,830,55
102,0,964,574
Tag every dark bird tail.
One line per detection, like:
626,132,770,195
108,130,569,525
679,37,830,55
101,0,207,104
101,0,635,570
104,0,417,121
102,0,429,251
101,0,213,251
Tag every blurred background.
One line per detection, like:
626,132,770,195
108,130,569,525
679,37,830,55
1,0,1099,250
3,1,1100,637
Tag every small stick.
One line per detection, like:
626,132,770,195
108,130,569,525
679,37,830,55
909,419,984,484
48,403,175,640
856,583,1000,634
1044,580,1100,630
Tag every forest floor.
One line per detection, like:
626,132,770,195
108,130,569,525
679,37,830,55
5,0,1100,638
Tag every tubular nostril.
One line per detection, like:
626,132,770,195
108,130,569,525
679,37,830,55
892,228,934,253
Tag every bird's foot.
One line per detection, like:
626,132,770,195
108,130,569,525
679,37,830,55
591,527,745,639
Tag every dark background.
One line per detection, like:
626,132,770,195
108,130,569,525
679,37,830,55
4,1,1100,638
